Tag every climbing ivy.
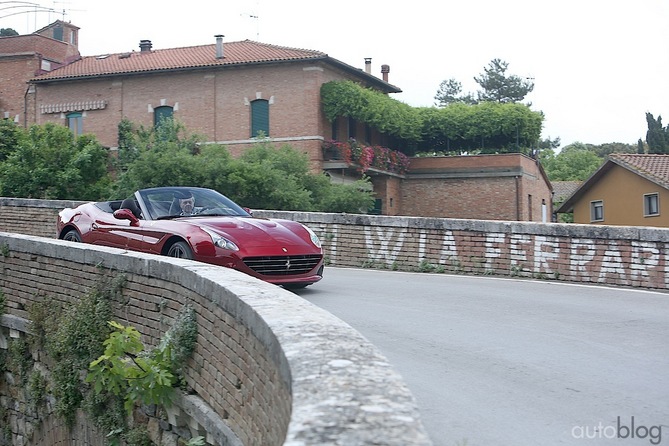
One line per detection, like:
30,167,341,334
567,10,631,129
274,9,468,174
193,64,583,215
320,80,544,154
320,80,422,141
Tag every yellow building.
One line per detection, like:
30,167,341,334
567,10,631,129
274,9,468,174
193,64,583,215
557,154,669,227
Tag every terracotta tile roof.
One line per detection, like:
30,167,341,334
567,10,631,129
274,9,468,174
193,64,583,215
552,181,582,202
556,153,669,213
609,153,669,189
32,39,328,81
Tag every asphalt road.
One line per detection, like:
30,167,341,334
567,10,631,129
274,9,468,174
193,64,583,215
295,267,669,446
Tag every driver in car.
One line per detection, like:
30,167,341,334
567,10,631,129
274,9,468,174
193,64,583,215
176,191,196,216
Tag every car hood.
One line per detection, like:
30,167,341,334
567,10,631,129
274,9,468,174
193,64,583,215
185,216,313,249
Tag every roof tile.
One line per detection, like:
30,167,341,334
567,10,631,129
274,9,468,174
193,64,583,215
609,153,669,190
33,40,326,81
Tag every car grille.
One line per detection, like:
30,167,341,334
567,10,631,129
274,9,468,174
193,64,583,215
243,254,322,276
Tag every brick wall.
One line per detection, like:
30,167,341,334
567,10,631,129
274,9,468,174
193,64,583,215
0,210,431,444
3,198,669,289
2,198,669,289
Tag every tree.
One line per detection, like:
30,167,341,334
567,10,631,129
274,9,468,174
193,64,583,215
434,78,476,106
113,119,375,213
474,59,534,103
645,113,669,154
0,28,19,37
541,143,603,181
0,120,26,161
0,123,111,199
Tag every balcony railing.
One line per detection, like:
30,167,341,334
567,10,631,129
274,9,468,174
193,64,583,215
322,139,410,175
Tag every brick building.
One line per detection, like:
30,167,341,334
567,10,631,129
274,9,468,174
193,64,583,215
1,22,553,222
0,20,80,124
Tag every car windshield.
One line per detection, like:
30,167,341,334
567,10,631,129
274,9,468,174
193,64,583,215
137,187,251,220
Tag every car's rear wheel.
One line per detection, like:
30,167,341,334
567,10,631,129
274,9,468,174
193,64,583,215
167,241,193,259
63,229,82,242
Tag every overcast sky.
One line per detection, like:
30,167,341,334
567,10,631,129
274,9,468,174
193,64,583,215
3,0,668,148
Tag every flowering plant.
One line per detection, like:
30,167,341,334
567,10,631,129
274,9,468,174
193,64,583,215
322,139,410,174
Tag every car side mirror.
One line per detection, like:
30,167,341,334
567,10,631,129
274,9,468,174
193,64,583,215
243,207,253,217
113,208,140,226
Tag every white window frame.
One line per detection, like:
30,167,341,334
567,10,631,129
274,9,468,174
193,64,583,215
590,200,604,222
644,193,660,217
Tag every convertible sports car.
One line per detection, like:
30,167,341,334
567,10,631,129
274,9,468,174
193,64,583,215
57,187,324,288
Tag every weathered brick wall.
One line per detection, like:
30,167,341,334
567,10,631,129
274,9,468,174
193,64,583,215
252,211,669,290
2,198,669,290
0,236,289,445
0,228,431,445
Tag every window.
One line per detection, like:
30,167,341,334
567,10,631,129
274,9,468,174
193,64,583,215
331,119,339,140
348,116,357,139
590,200,604,222
66,112,83,136
644,193,660,217
154,106,173,127
250,99,269,137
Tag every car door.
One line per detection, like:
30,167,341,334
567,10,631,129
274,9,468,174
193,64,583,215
90,211,146,251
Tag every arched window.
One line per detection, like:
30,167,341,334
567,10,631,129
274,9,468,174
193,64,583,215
66,112,83,136
154,106,174,127
250,99,269,137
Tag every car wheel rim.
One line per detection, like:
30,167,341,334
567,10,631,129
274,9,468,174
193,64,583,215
170,246,187,258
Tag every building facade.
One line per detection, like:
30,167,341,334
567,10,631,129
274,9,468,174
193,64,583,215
2,23,553,222
0,21,80,124
557,154,669,227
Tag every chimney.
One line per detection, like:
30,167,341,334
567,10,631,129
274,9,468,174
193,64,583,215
381,64,390,82
139,40,152,53
364,58,372,74
215,34,224,59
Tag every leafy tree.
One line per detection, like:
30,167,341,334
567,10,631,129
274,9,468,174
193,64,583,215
115,117,138,170
585,141,636,158
541,143,603,181
112,119,375,213
0,120,26,161
0,123,111,199
0,28,19,37
474,59,534,103
225,141,374,212
646,113,669,154
434,78,476,106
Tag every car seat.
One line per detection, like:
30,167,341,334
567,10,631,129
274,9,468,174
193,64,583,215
120,198,142,218
168,199,181,216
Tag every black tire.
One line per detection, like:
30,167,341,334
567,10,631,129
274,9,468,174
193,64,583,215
63,229,82,242
166,241,193,259
283,283,309,290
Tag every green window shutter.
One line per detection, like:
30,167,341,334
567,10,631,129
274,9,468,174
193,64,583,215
154,106,174,127
251,99,269,137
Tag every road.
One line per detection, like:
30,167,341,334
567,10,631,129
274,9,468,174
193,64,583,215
295,267,669,446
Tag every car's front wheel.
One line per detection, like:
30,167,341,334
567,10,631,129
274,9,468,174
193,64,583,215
166,241,193,259
63,229,82,242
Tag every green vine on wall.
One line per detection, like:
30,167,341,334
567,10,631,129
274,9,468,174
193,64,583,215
320,80,422,141
21,273,198,445
320,80,544,154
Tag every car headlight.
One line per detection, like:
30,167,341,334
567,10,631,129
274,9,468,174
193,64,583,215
304,225,321,248
202,227,239,251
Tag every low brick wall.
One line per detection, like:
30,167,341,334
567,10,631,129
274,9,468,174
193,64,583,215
3,197,669,289
253,211,669,290
0,233,431,445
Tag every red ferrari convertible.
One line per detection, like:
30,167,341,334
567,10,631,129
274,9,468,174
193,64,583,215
57,187,324,288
